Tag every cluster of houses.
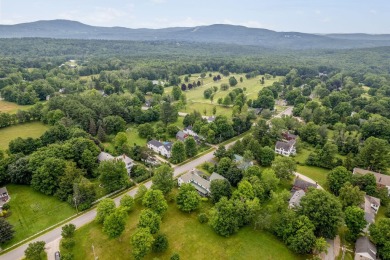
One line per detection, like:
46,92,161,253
287,168,388,260
147,125,205,159
275,132,297,157
0,187,10,210
177,168,226,196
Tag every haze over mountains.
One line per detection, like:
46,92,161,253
1,19,390,50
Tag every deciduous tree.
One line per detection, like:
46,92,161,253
176,183,201,212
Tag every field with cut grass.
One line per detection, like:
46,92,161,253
62,200,304,260
0,100,34,114
3,185,76,248
0,122,49,151
165,73,282,117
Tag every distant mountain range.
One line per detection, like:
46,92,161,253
1,19,390,50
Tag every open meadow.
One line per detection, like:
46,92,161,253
165,73,282,117
62,197,304,260
0,122,48,151
3,185,76,248
0,100,34,114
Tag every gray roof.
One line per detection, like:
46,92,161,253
293,178,317,191
176,131,187,140
363,195,380,224
289,190,305,208
148,140,164,148
184,125,193,131
355,237,376,260
98,152,114,162
0,187,8,195
163,142,173,151
180,169,211,195
353,167,390,186
209,172,226,182
275,140,295,151
233,154,244,162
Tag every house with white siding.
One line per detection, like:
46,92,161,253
147,140,172,158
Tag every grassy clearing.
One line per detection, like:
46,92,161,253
0,122,49,151
3,185,76,248
296,165,329,188
0,100,34,114
63,200,303,260
182,102,232,117
167,73,281,116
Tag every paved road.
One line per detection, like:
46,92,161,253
0,147,221,260
0,107,289,260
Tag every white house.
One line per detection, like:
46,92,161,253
353,168,390,196
275,140,296,156
97,152,135,176
183,126,198,137
147,140,172,158
178,169,226,196
0,187,10,209
354,237,377,260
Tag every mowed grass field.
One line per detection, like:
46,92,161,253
292,146,330,188
0,100,34,114
64,201,303,260
3,185,76,248
0,122,49,150
165,73,282,117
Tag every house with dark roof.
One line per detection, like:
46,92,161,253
178,169,226,196
97,152,135,176
275,140,296,156
147,140,172,158
0,187,10,209
292,177,318,192
233,154,253,170
354,237,377,260
353,168,390,196
282,132,297,141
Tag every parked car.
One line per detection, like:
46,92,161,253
55,251,61,260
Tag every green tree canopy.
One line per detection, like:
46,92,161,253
152,164,174,195
299,189,343,239
176,183,201,212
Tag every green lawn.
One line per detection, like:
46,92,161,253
166,73,281,117
183,102,232,117
0,122,49,151
3,185,76,248
296,165,329,188
0,100,34,114
63,200,303,260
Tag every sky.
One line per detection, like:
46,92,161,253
0,0,389,34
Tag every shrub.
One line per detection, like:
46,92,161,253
2,203,10,210
61,224,76,238
61,253,74,260
198,213,209,224
61,238,75,250
152,234,169,253
171,253,180,260
386,205,390,218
